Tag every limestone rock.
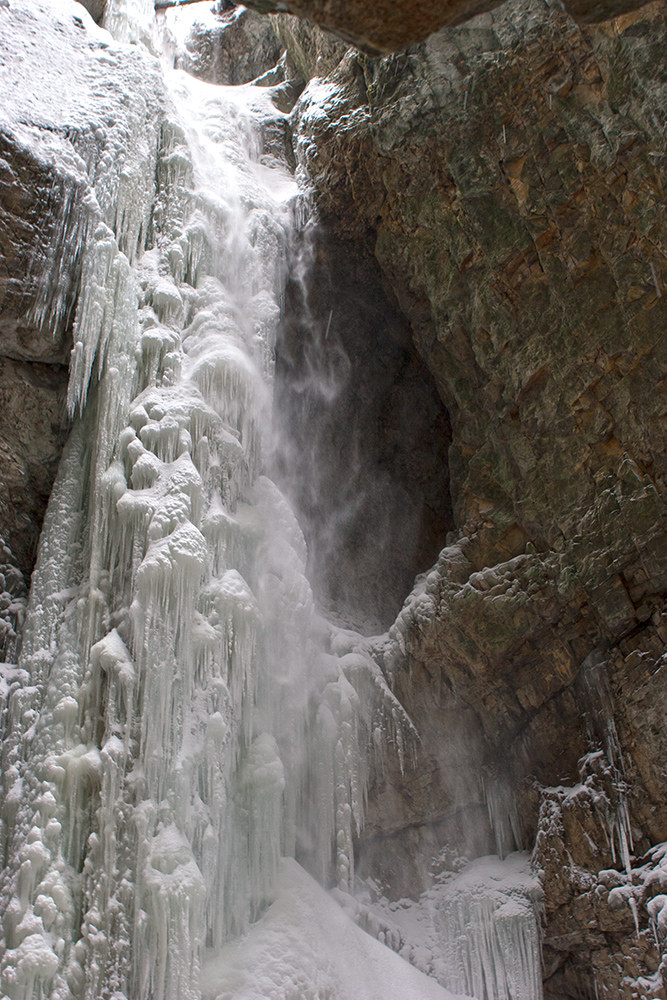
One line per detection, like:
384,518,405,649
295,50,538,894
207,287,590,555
296,0,667,554
0,133,75,578
270,13,348,79
294,0,667,794
0,132,80,366
0,357,68,581
288,0,667,992
79,0,106,23
534,770,666,997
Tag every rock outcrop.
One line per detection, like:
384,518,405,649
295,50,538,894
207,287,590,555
175,5,284,84
243,0,658,52
0,132,72,579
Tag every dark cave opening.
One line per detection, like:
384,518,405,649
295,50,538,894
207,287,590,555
272,226,454,633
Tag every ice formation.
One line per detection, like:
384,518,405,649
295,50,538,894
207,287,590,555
0,540,27,666
333,852,543,1000
432,855,543,1000
0,2,545,999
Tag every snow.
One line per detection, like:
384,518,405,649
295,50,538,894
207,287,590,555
161,0,221,59
201,859,466,1000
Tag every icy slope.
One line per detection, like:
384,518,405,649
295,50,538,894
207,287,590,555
201,859,468,1000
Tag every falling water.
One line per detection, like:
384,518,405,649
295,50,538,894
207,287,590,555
0,2,543,998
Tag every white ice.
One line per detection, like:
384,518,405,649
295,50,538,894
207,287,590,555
334,852,543,1000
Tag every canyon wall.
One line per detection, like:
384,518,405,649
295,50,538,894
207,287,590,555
278,2,667,995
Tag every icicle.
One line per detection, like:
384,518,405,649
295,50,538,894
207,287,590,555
483,772,522,860
434,855,544,1000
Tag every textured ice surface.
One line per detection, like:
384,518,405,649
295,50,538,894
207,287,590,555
0,538,27,664
433,854,544,1000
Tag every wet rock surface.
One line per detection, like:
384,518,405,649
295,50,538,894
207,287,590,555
0,357,68,581
175,5,284,85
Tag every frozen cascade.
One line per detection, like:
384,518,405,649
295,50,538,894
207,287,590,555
433,856,544,1000
0,3,543,1000
332,852,543,1000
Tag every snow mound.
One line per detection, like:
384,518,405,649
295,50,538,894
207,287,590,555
202,859,468,1000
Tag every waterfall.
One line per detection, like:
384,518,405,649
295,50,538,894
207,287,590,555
0,2,543,999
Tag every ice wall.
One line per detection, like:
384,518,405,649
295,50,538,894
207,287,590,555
433,855,543,1000
0,3,404,998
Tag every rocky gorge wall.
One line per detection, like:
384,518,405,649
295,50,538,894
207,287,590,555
4,0,667,996
276,1,667,994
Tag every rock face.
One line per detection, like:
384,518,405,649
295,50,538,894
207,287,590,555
270,12,348,79
243,0,658,52
0,132,72,580
176,6,283,85
532,765,664,999
79,0,105,23
280,0,667,993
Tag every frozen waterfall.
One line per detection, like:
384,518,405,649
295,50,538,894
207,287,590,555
0,2,543,999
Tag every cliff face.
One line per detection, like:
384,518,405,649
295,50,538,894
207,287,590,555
282,1,667,994
242,0,660,51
